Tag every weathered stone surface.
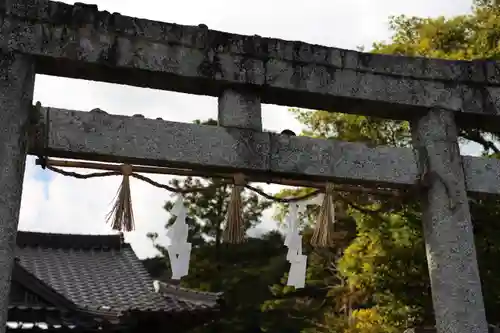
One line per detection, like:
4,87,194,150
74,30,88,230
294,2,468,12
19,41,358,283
411,110,487,333
218,89,262,130
463,156,500,196
2,0,500,129
404,328,438,333
28,106,500,196
269,134,417,187
0,53,36,333
32,107,271,173
2,3,499,333
404,326,500,333
0,1,490,82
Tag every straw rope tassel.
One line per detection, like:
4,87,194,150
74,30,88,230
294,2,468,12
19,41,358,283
310,183,336,247
223,174,246,244
106,164,135,232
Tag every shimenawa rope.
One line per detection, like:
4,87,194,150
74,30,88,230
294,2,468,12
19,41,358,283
35,158,408,248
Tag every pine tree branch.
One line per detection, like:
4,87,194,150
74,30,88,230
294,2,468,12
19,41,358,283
460,129,500,154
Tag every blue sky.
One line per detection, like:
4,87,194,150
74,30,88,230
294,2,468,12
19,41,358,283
18,0,479,259
33,169,53,199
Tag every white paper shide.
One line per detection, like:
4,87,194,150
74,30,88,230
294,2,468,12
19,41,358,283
166,195,192,280
283,195,324,289
284,202,307,289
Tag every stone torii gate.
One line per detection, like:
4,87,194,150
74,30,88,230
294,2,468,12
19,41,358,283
1,1,500,332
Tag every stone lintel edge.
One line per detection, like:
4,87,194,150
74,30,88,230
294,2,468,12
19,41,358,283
1,0,499,86
27,106,500,197
3,1,500,131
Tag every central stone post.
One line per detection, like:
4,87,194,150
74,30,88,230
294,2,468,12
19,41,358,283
411,109,488,333
218,89,262,131
0,53,36,333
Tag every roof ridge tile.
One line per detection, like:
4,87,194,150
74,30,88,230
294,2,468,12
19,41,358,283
16,231,125,250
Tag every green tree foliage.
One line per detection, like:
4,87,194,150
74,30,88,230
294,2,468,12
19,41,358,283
270,1,500,331
146,119,289,333
147,119,272,254
144,234,288,333
143,2,500,332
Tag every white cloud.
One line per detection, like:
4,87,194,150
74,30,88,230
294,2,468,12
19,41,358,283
20,156,173,258
18,0,476,259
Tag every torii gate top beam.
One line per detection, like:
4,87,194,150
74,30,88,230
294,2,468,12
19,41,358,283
2,0,500,131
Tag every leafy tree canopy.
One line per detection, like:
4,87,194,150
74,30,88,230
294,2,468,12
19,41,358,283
145,2,500,332
270,1,500,331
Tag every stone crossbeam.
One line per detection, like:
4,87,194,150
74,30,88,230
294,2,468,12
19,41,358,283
2,0,500,130
29,107,500,197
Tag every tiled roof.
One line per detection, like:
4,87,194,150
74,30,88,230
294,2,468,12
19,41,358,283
154,281,223,309
14,231,219,315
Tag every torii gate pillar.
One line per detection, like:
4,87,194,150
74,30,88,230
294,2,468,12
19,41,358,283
412,109,488,333
0,53,35,333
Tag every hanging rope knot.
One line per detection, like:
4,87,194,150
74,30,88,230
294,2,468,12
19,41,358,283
121,164,133,176
310,182,336,248
37,156,47,170
106,163,135,232
233,173,246,187
223,173,247,244
325,183,335,194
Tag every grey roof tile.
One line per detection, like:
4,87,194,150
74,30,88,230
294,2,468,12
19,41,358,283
14,231,218,314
